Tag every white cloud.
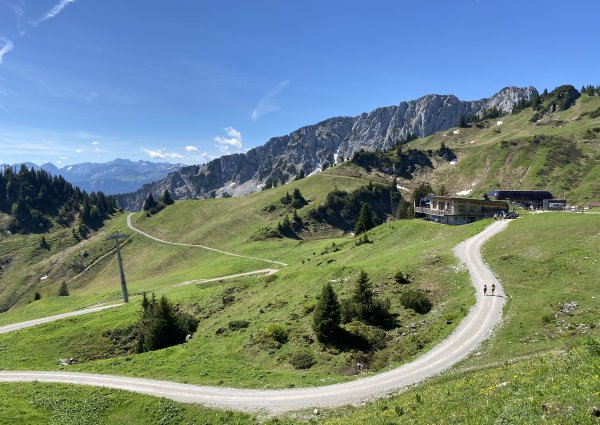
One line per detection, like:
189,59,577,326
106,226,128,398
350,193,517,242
2,1,25,17
91,141,100,145
214,126,243,151
251,80,289,120
75,148,83,153
59,155,69,160
0,38,14,64
141,147,183,160
33,0,76,26
184,145,199,152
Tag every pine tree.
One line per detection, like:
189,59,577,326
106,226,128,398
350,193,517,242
58,281,69,296
397,199,410,219
457,115,468,128
352,270,373,322
312,283,341,343
296,169,305,180
531,91,541,110
354,203,374,235
143,193,157,212
159,190,174,205
291,188,307,208
281,191,292,205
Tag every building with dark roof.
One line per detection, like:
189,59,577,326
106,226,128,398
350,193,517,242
486,190,554,208
414,196,509,225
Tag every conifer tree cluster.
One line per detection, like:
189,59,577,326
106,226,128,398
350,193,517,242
136,293,198,353
142,190,174,215
312,271,392,345
280,189,307,209
341,271,391,327
310,182,403,231
0,165,116,233
580,85,600,96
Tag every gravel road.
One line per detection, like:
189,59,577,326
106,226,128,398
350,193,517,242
0,220,508,414
0,304,121,335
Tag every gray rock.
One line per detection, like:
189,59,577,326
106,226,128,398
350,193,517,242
118,87,537,210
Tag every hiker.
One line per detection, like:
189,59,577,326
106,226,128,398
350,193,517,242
483,284,487,296
491,283,496,296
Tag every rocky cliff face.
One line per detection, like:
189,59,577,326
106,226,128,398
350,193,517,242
117,86,537,210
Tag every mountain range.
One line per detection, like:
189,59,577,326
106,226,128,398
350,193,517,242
3,159,183,195
116,86,537,210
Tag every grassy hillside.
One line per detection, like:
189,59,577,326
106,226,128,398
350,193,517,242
332,94,600,204
0,216,486,388
0,212,598,423
1,98,599,422
0,383,267,425
319,212,600,424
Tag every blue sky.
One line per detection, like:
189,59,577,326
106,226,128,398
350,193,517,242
0,0,599,166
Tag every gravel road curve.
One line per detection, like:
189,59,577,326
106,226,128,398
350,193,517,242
0,220,508,414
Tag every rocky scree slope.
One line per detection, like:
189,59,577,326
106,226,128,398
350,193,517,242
117,87,536,210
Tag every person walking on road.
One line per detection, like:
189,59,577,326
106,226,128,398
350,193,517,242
491,283,496,296
483,284,487,296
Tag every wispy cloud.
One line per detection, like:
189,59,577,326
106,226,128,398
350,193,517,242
251,80,289,120
141,147,183,160
0,38,14,64
1,1,25,17
75,148,83,153
91,141,100,145
184,145,198,152
214,127,243,152
33,0,76,26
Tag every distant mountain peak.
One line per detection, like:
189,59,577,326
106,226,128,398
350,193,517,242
5,160,183,195
116,86,538,210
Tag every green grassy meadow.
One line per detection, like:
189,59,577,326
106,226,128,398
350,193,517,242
0,214,487,388
0,383,271,425
0,96,599,422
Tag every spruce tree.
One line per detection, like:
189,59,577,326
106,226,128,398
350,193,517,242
352,270,373,322
159,190,174,205
354,203,374,235
143,193,157,212
312,283,341,343
58,281,69,296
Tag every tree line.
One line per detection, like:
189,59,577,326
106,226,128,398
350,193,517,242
0,165,117,233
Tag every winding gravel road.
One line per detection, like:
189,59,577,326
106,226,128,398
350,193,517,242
0,220,508,414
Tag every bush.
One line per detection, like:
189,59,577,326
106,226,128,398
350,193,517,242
586,337,600,356
541,313,555,324
289,350,316,370
57,281,69,297
228,320,249,331
33,291,41,301
589,105,600,119
400,289,432,314
394,270,411,285
264,324,288,344
355,233,372,246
